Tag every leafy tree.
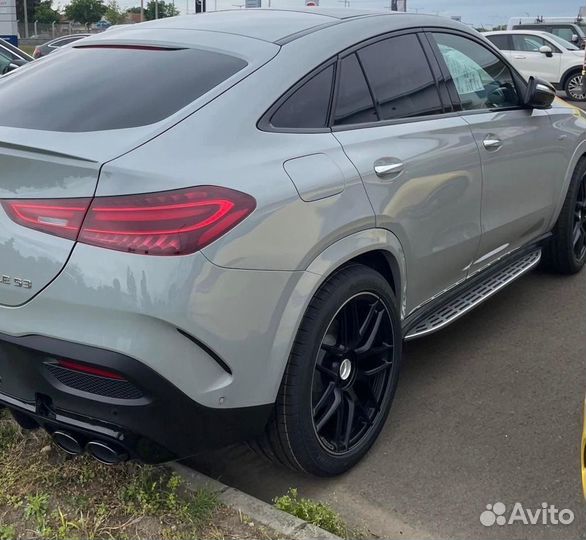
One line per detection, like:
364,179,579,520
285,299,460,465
33,0,60,23
64,0,107,26
104,0,126,24
126,6,142,13
17,0,41,24
144,0,178,20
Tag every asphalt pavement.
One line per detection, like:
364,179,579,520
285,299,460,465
186,98,586,539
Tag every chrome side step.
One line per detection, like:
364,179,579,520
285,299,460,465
405,249,542,341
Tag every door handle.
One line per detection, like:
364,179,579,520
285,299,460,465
483,136,503,151
374,159,404,178
513,55,527,59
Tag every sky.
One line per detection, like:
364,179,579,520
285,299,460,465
103,0,585,28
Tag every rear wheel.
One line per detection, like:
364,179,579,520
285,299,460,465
254,264,402,476
564,72,586,101
543,159,586,274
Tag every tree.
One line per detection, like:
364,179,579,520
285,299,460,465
18,0,41,24
64,0,107,26
33,0,60,23
144,0,178,20
104,0,126,24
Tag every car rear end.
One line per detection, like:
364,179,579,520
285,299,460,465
0,26,284,463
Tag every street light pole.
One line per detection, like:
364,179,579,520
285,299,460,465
23,0,29,39
140,0,144,21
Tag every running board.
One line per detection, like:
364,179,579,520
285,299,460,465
404,249,542,341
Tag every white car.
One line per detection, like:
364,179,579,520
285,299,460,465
485,30,586,100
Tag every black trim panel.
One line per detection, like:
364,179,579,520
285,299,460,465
0,333,271,463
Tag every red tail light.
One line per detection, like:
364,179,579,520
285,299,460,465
56,359,126,380
1,186,256,256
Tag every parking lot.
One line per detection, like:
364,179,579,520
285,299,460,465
189,266,586,539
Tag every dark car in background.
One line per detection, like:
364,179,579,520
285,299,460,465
33,34,91,59
0,38,33,74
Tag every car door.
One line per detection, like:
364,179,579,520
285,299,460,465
331,31,483,314
429,31,568,274
509,34,561,82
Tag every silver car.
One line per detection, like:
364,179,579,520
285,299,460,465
0,9,584,476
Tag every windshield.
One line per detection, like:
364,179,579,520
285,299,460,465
547,33,581,50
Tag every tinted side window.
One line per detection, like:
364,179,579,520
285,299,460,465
433,33,520,111
358,34,443,121
511,34,548,52
0,47,247,132
485,34,510,50
270,65,334,129
333,53,377,126
551,26,575,42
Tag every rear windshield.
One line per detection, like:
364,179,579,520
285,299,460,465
0,46,247,132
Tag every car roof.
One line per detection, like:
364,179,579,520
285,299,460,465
132,9,453,45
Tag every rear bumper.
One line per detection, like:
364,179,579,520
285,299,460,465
0,332,271,462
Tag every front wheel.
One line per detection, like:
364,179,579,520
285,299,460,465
543,159,586,274
254,264,402,476
564,72,586,101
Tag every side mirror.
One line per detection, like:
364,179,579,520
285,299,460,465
524,76,556,109
572,34,580,43
539,45,553,57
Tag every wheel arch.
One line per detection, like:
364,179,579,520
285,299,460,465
266,229,407,404
549,145,586,230
561,65,582,89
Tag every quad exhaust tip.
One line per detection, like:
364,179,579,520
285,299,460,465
52,430,83,455
86,440,128,465
51,431,128,465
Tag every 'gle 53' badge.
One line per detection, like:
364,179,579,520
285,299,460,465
1,275,32,289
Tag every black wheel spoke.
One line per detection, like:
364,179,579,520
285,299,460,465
316,363,338,379
315,387,342,433
342,395,355,450
311,291,395,454
362,360,392,377
356,342,393,360
313,381,336,417
355,310,384,356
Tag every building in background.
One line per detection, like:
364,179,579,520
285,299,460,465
0,0,17,45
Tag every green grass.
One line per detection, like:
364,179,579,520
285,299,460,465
20,45,35,55
0,409,276,539
274,488,356,538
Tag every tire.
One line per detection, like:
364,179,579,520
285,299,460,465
543,158,586,274
564,72,586,101
254,264,402,476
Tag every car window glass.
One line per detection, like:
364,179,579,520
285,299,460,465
512,34,547,52
54,37,79,47
551,26,574,42
0,47,247,132
270,65,334,129
0,46,17,61
433,33,520,111
333,53,377,126
357,33,443,121
486,35,510,50
0,52,11,73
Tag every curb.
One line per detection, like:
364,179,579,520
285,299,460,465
172,463,342,540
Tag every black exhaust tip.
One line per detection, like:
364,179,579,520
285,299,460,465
86,441,128,465
52,431,83,455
